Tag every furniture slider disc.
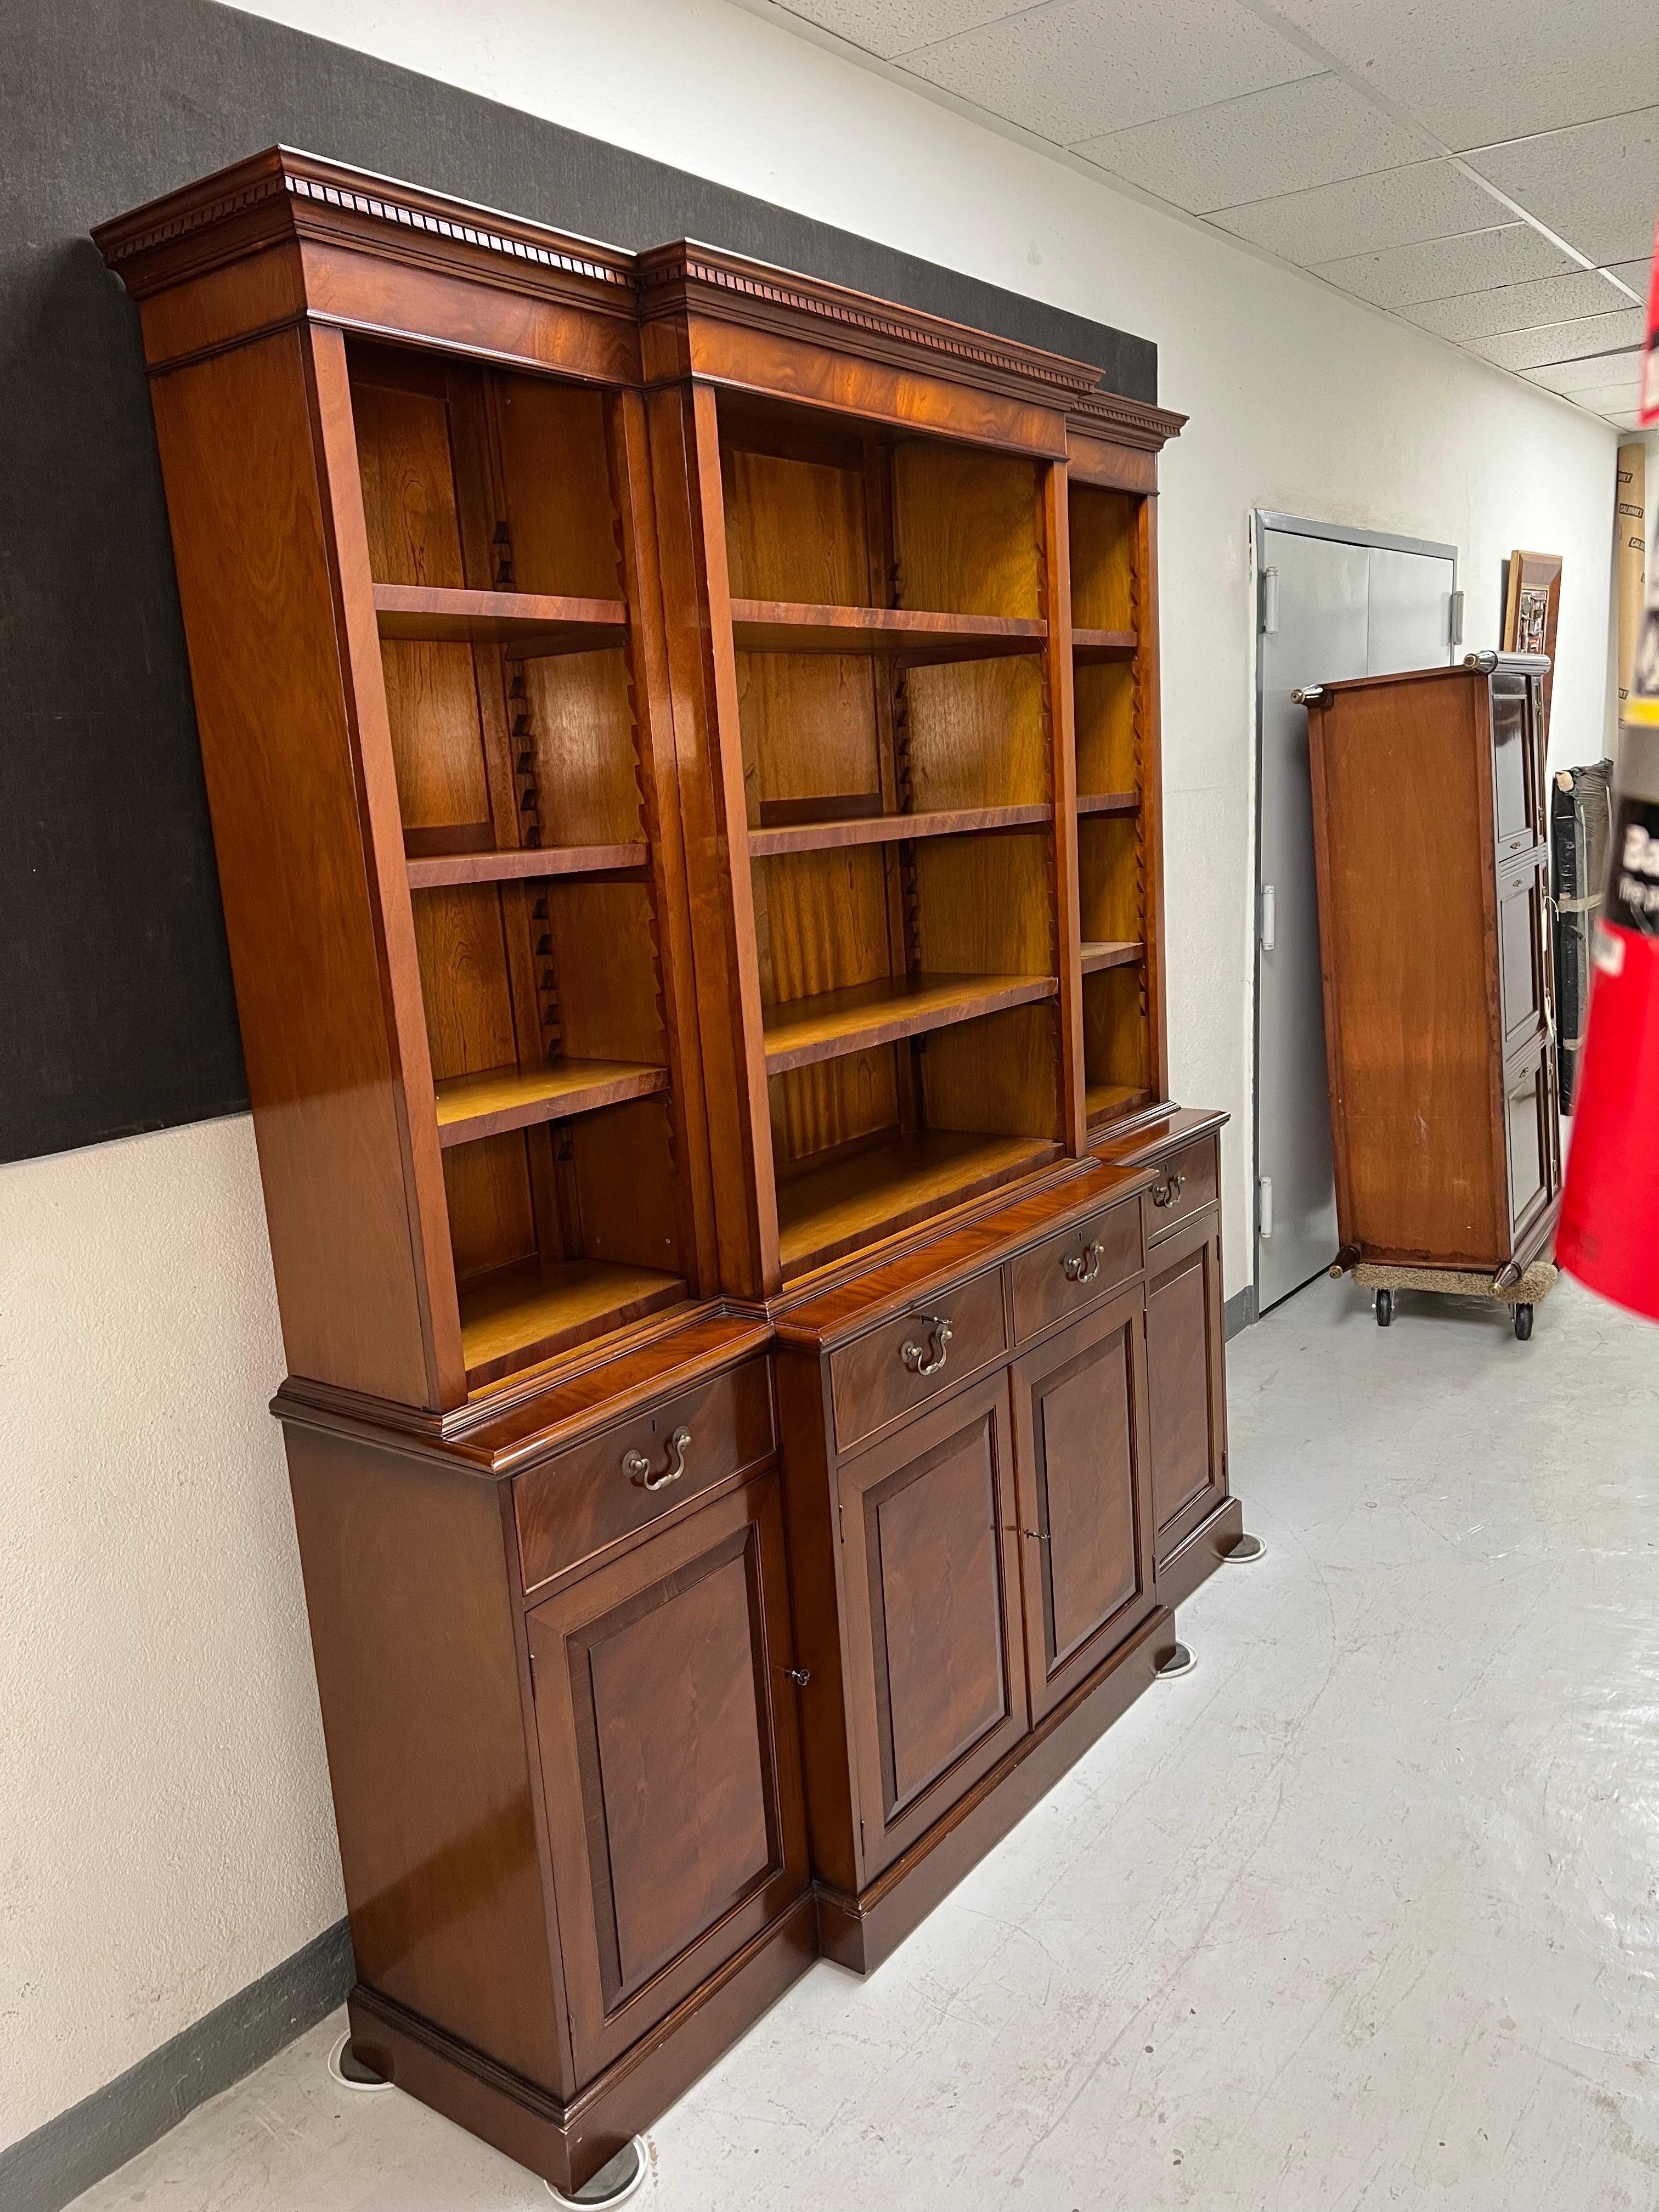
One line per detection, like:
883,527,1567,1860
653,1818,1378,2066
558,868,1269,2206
1155,1641,1196,1679
547,2137,648,2207
1223,1532,1266,1564
326,2031,392,2093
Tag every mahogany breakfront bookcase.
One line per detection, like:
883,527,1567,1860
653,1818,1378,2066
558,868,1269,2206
96,150,1242,2193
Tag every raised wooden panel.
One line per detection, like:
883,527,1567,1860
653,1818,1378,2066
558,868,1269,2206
1011,1284,1154,1722
527,1476,809,2080
1144,1209,1227,1555
1498,859,1548,1056
1490,678,1539,854
837,1371,1025,1877
1506,1041,1557,1233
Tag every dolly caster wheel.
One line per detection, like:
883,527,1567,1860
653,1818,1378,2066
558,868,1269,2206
548,2137,648,2208
1514,1302,1533,1342
1375,1288,1392,1328
1155,1641,1196,1679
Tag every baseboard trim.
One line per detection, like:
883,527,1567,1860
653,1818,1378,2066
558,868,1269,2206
0,1917,354,2212
1223,1284,1257,1340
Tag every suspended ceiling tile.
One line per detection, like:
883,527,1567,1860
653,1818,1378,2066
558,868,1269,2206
1607,411,1649,430
774,0,1025,59
1400,270,1638,342
1210,160,1511,267
899,0,1321,145
1567,379,1648,414
1472,307,1647,372
1070,72,1435,215
1467,110,1659,268
1601,259,1654,296
1312,224,1577,308
1526,346,1645,394
1266,0,1659,146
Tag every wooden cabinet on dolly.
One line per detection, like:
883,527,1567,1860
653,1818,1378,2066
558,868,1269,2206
95,149,1246,2197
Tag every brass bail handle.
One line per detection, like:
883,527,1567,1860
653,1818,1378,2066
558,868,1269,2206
1151,1168,1187,1208
623,1425,692,1491
900,1313,953,1375
1062,1237,1104,1283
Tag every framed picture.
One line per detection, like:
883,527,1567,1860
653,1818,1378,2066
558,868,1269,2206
1503,549,1562,733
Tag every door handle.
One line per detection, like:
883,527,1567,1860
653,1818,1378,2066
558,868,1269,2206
900,1314,952,1375
622,1425,691,1491
1259,1176,1274,1240
1260,883,1276,953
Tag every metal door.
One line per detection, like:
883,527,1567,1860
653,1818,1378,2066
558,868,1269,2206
1254,519,1457,1312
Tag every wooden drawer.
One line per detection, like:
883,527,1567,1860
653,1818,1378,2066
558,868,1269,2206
1010,1192,1143,1345
1143,1136,1218,1244
831,1268,1007,1455
515,1358,775,1594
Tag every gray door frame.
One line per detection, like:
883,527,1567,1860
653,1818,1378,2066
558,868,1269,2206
1251,511,1460,1318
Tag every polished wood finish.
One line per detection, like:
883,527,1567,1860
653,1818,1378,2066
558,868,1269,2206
1306,659,1561,1272
514,1355,776,1594
1009,1284,1156,1722
1009,1188,1143,1343
100,149,1224,2196
527,1471,809,2076
828,1266,1008,1453
835,1371,1027,1878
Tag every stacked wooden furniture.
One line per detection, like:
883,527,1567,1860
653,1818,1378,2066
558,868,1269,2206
96,150,1240,2195
1302,652,1561,1336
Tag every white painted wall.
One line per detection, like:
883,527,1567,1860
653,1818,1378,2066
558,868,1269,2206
0,1121,343,2146
4,0,1620,2149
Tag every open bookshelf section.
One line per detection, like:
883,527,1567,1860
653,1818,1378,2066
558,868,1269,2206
1069,481,1156,1129
718,393,1066,1277
349,340,689,1386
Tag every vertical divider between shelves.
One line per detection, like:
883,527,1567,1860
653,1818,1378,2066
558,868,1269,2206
1043,457,1088,1155
644,379,781,1302
1137,492,1170,1108
610,386,723,1303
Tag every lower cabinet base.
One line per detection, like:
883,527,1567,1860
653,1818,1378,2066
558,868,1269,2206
347,1892,819,2196
1155,1494,1244,1612
816,1605,1173,1977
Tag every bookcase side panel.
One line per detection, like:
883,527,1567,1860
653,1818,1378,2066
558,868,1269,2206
149,328,444,1405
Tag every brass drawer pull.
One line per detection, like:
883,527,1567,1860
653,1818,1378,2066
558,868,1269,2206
622,1425,692,1492
900,1314,953,1376
1062,1238,1104,1284
1151,1169,1187,1208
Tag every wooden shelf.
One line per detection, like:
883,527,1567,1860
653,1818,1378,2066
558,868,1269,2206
373,583,627,658
1073,628,1137,664
778,1129,1062,1277
1076,791,1138,818
407,843,648,889
1086,1081,1153,1126
460,1257,687,1388
748,804,1051,858
730,599,1047,664
1080,939,1144,975
764,972,1056,1073
435,1058,669,1147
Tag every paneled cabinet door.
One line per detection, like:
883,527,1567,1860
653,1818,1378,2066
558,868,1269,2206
1009,1283,1156,1724
526,1473,809,2086
837,1369,1026,1882
1505,1037,1560,1237
1497,856,1550,1058
1144,1209,1229,1565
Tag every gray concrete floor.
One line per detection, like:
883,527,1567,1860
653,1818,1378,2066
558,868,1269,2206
70,1271,1659,2210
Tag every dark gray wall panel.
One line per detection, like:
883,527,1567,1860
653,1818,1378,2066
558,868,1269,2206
0,0,1154,1165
